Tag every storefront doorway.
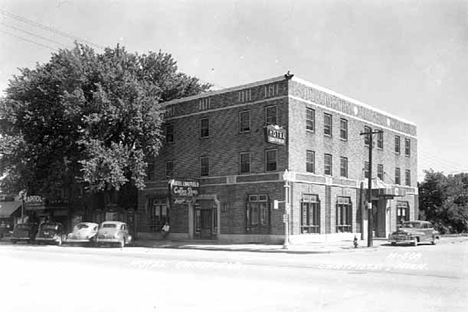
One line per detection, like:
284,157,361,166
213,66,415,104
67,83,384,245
194,200,217,239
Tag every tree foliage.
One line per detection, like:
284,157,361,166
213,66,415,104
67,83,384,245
419,170,468,233
0,44,211,196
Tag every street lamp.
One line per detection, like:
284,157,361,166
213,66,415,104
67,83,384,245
283,169,291,249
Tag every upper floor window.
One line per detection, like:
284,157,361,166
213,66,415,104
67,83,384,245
324,154,332,175
324,113,332,136
200,118,210,138
165,161,174,179
405,169,411,186
377,164,384,180
265,106,277,125
340,118,348,140
240,152,251,174
405,138,411,157
306,108,315,132
265,149,277,172
395,135,401,154
306,150,315,173
200,157,210,176
164,105,175,118
377,130,383,149
238,89,252,102
198,98,211,111
395,167,401,185
147,162,155,181
364,126,371,146
164,124,174,143
239,110,251,133
264,84,279,98
364,161,370,179
340,157,348,178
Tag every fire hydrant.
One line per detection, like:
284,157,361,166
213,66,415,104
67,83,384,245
353,235,359,248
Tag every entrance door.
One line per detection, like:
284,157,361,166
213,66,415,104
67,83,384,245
194,200,216,239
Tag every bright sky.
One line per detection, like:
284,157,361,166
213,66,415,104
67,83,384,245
0,0,467,181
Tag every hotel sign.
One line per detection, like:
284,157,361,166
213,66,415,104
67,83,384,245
169,179,200,198
264,125,286,145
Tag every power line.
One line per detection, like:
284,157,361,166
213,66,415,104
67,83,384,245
0,29,58,51
0,21,72,49
0,8,105,49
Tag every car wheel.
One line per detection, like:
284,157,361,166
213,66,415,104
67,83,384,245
431,238,437,245
57,237,62,246
119,238,125,248
391,242,396,246
11,240,16,244
412,238,418,247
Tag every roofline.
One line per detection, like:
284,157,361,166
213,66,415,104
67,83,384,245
162,74,416,126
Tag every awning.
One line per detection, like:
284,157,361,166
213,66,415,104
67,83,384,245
362,178,405,198
0,201,22,218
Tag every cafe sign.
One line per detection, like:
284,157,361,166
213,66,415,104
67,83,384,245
264,125,286,145
169,179,200,198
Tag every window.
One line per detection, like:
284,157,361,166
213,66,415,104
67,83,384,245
198,98,211,111
306,108,315,132
340,118,348,140
395,135,401,154
165,161,174,179
395,167,401,185
200,157,210,176
306,150,315,173
377,164,384,180
364,161,370,179
364,126,371,146
265,106,277,125
147,162,155,181
405,138,411,157
377,130,383,149
164,105,175,118
336,197,352,233
164,124,174,143
265,149,277,171
200,118,210,138
324,154,332,175
240,152,251,174
301,194,320,234
340,157,348,178
405,169,411,186
239,111,250,133
397,201,410,225
246,194,270,233
264,84,279,98
324,113,332,136
147,198,168,232
238,89,252,102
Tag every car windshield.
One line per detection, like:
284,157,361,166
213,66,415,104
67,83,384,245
101,224,117,229
42,224,58,230
401,222,422,229
76,224,89,230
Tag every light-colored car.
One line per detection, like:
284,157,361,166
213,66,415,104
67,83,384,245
36,222,66,245
388,220,440,246
67,222,99,245
96,221,132,248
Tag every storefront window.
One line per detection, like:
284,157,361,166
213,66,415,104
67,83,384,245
301,194,320,234
246,194,270,233
336,197,352,233
148,198,169,232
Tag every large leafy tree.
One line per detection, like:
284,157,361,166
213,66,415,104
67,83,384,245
419,170,468,233
0,44,211,200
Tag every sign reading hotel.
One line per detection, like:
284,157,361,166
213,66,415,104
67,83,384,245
169,179,200,198
265,125,286,145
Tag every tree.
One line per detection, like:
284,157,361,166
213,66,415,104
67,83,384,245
0,44,211,200
419,170,468,233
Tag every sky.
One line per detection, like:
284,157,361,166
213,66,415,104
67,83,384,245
0,0,467,181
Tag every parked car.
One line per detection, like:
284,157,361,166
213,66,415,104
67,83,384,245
10,223,38,244
36,222,66,245
96,221,132,248
66,222,99,245
0,220,13,239
388,220,440,246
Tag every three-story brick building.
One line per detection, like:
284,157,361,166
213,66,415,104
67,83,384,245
137,74,418,243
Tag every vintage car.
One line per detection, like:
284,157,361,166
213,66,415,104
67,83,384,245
36,222,66,245
66,222,99,245
96,221,132,248
10,223,38,244
388,220,440,246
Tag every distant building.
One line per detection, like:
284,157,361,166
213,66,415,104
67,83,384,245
137,74,418,243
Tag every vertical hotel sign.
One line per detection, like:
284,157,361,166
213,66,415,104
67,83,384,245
264,125,286,145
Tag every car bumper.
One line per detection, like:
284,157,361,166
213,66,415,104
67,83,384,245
96,238,120,243
66,238,94,243
36,237,60,243
389,236,414,244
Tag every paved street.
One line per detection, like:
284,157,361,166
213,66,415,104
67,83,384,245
0,239,467,312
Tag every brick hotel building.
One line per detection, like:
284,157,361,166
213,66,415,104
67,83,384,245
137,74,418,243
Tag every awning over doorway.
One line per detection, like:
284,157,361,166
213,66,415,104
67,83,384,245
362,178,405,198
0,201,22,218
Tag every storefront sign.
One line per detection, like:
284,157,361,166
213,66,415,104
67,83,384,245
264,125,286,145
169,179,200,198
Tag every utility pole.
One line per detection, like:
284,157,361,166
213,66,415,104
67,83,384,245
360,128,383,247
282,169,291,250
